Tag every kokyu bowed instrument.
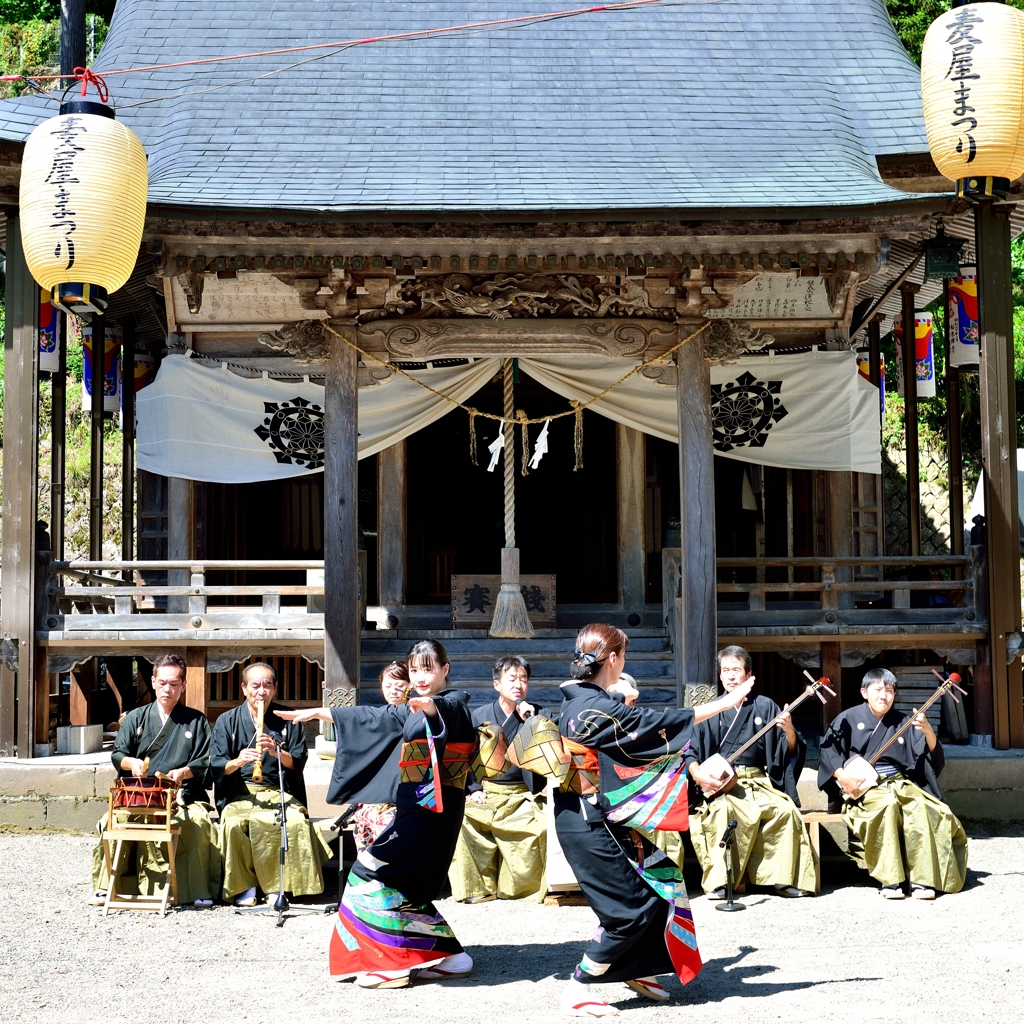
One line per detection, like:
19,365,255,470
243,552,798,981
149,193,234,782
840,669,966,800
698,672,836,798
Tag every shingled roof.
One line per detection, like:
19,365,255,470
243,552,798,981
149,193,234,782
0,0,942,214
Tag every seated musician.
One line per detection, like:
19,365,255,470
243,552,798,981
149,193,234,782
686,645,816,898
450,655,548,903
817,667,968,899
91,653,221,906
210,662,331,907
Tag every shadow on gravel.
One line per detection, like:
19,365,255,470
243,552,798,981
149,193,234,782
439,942,881,998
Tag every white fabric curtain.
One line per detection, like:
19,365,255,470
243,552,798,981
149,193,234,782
521,350,881,474
137,348,880,483
136,354,499,482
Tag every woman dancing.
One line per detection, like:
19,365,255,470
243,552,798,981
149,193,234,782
278,639,475,988
553,623,753,1016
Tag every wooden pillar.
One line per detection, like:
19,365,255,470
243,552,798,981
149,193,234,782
377,441,407,616
0,213,40,756
944,280,965,558
820,641,842,727
974,199,1024,748
899,282,922,556
51,313,67,560
828,471,854,611
166,476,195,615
121,322,135,564
89,313,105,560
675,334,717,705
324,330,360,700
69,662,92,727
185,648,207,716
616,423,646,618
867,315,883,392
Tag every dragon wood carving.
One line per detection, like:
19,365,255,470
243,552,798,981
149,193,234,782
367,273,675,321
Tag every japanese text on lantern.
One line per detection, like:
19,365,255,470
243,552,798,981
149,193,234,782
42,116,86,270
944,5,984,163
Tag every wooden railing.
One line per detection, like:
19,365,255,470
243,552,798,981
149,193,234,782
663,549,986,634
40,559,367,637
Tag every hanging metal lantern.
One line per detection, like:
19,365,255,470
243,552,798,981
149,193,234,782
19,78,148,316
948,265,980,368
895,312,937,400
920,226,966,281
921,2,1024,199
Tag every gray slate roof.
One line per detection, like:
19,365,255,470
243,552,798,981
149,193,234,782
0,0,941,213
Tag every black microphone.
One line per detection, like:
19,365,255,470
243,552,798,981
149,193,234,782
719,818,739,848
514,698,536,719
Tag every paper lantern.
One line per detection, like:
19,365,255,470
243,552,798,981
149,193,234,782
38,298,59,373
921,2,1024,197
82,324,121,414
948,265,980,368
19,99,147,315
119,352,155,431
894,312,936,400
856,350,886,416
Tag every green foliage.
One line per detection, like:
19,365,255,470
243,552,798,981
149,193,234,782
0,3,115,23
0,18,58,95
0,9,112,97
884,0,1024,63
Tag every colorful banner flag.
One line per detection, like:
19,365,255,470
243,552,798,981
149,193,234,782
894,312,936,399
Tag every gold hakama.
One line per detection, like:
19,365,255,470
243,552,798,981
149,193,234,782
219,785,331,900
690,767,817,893
841,776,967,893
91,802,222,904
449,780,547,902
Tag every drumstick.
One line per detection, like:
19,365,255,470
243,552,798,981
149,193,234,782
140,757,150,776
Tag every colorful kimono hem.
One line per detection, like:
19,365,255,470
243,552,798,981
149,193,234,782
331,872,464,974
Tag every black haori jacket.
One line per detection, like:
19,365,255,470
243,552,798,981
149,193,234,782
685,694,805,807
210,701,310,814
817,703,946,813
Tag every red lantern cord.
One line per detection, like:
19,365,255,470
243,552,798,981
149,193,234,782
73,67,110,103
15,0,698,84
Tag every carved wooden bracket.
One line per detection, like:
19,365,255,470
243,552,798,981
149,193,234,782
258,320,330,362
352,318,675,359
702,319,776,364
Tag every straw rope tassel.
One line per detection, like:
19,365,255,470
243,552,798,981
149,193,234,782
489,359,534,639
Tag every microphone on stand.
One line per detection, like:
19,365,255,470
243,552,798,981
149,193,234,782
719,818,739,849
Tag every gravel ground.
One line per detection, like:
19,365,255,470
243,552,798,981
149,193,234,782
1,823,1021,1024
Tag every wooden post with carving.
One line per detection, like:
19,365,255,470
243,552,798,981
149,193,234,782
675,333,717,706
616,424,646,619
324,329,360,702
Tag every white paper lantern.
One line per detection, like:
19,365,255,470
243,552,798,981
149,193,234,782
921,3,1024,197
19,99,147,314
894,312,937,400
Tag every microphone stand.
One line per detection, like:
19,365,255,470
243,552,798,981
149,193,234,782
715,818,745,912
234,739,331,927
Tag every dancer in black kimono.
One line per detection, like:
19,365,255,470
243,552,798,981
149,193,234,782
280,639,476,989
553,623,753,1017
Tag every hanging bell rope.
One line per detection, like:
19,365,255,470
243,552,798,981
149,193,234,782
489,359,534,639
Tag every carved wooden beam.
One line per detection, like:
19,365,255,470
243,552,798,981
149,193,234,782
351,317,676,359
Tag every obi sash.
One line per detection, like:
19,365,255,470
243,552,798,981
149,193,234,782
399,730,475,813
602,751,690,832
